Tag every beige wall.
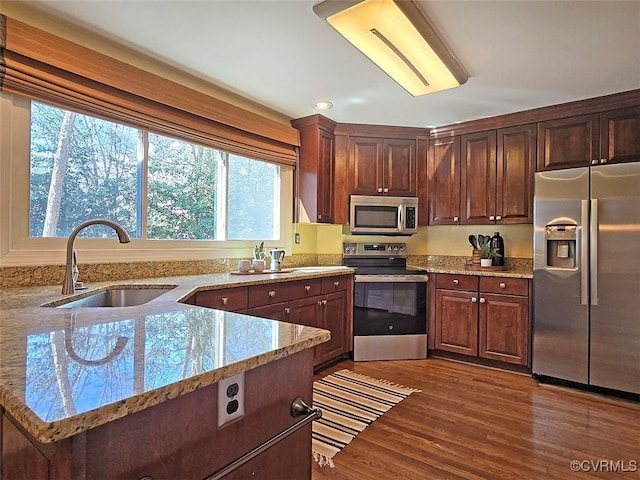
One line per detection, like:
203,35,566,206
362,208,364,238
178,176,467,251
293,223,533,258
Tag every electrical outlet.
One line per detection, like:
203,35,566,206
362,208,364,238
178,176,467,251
217,373,244,427
295,232,301,244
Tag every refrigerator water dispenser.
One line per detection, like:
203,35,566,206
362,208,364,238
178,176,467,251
545,225,577,269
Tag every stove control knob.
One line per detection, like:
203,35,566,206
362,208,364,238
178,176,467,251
399,245,405,252
387,245,392,251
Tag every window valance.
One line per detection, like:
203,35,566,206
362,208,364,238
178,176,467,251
0,15,299,167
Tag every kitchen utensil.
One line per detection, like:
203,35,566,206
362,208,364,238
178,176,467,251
269,248,286,271
468,234,478,249
477,235,487,247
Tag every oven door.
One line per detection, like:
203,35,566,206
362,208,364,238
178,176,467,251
352,277,427,361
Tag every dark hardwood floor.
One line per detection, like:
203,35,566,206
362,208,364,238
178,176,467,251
311,358,640,480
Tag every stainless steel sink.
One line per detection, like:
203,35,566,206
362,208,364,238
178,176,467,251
46,285,176,308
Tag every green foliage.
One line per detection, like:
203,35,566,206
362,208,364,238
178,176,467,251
29,101,278,241
479,242,501,259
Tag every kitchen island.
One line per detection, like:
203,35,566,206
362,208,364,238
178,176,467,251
0,267,351,479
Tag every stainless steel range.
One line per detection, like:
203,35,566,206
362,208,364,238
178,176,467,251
343,242,428,361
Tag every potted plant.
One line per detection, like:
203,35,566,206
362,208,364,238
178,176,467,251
252,242,266,272
479,243,501,267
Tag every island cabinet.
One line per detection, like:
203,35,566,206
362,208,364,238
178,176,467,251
290,115,337,223
431,273,530,366
192,275,353,368
1,349,315,480
537,105,640,171
428,125,535,225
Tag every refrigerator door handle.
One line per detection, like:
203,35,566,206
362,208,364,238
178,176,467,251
590,199,598,306
581,200,589,306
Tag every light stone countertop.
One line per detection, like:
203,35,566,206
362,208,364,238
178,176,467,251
0,267,352,444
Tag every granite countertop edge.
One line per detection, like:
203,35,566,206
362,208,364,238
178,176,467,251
0,267,351,444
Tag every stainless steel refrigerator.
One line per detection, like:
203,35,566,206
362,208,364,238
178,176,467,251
533,162,640,394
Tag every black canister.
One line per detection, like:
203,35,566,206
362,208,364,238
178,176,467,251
490,232,505,266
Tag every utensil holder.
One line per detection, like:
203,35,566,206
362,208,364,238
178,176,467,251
472,249,481,266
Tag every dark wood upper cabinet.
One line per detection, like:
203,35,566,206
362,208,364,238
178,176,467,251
383,138,417,196
430,126,535,225
600,106,640,165
290,115,336,223
537,114,599,170
538,106,640,171
348,136,384,195
460,131,497,225
347,136,417,196
496,124,536,224
428,136,461,225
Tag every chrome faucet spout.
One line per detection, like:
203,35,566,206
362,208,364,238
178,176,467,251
62,219,131,295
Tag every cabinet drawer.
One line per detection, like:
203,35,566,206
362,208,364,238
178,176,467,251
322,275,350,293
289,278,323,299
194,287,248,311
479,276,529,296
436,273,478,291
248,283,290,308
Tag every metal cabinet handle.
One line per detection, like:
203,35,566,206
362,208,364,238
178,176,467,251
321,299,327,305
453,216,459,222
268,290,276,298
591,159,599,165
480,297,486,303
318,300,323,306
453,279,459,285
304,285,311,292
377,187,383,193
333,281,340,287
600,158,607,164
284,307,290,315
499,283,506,289
383,187,389,193
471,297,477,303
489,215,495,221
221,297,228,305
496,215,502,220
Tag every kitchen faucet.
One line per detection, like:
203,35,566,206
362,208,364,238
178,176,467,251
62,219,131,295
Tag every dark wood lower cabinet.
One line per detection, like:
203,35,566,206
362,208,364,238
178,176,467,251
190,275,353,368
434,289,478,356
1,350,314,480
432,273,530,367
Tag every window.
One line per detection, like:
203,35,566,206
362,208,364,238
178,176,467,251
29,101,281,242
0,94,293,266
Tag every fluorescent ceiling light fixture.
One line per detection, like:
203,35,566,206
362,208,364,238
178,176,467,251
313,100,334,110
313,0,468,96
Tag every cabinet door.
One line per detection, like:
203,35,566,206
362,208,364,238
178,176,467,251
348,137,383,195
383,138,416,196
496,124,536,224
318,291,347,365
435,289,478,356
2,415,50,480
600,106,640,165
428,136,461,225
317,129,335,222
537,114,599,171
460,131,496,225
479,293,529,365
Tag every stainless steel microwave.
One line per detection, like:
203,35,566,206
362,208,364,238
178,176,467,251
349,195,418,236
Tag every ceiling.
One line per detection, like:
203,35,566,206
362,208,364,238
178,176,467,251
7,0,640,129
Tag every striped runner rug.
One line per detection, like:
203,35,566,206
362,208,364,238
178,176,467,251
312,369,421,468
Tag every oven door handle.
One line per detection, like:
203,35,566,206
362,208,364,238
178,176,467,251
354,274,429,283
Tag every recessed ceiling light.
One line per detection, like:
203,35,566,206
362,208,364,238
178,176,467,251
313,100,334,110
